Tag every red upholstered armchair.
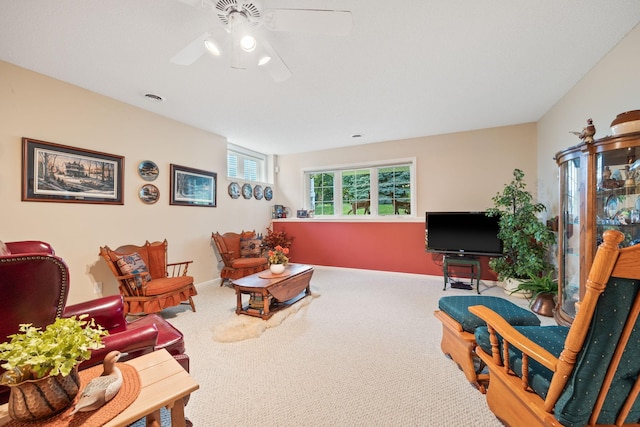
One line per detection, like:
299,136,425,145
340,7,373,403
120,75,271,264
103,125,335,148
0,241,190,404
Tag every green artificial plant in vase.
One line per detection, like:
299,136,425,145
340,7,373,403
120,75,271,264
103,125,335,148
486,169,556,286
0,315,108,421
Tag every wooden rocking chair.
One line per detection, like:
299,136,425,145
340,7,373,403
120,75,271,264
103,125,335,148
469,230,640,426
99,239,197,315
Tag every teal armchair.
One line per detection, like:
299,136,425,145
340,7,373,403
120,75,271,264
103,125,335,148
470,230,640,427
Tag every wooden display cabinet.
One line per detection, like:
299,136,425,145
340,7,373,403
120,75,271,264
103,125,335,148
555,130,640,325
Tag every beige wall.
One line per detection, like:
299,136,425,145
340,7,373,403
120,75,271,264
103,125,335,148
0,61,274,304
537,24,640,214
277,123,538,215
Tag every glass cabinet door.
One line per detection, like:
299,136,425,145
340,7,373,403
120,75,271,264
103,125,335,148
596,148,640,249
558,157,581,321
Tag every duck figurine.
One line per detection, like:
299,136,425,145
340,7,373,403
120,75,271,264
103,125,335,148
69,351,123,415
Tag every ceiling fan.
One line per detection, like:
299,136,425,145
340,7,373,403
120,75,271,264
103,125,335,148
171,0,353,82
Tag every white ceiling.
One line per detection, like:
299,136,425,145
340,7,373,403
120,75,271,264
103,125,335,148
1,1,640,155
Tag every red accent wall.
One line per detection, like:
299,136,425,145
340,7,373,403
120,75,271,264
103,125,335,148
272,221,498,280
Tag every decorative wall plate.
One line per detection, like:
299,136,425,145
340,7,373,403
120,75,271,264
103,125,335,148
253,185,263,200
264,186,273,201
228,182,240,199
242,183,252,199
138,160,159,181
605,195,619,219
139,184,159,204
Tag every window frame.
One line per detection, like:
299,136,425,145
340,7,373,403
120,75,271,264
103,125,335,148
227,143,268,183
304,158,416,218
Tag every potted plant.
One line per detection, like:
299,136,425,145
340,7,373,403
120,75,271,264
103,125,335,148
512,269,558,316
486,169,556,295
0,315,108,421
267,245,290,275
262,226,293,251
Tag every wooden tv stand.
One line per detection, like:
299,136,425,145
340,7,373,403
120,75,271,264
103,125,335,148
442,255,481,294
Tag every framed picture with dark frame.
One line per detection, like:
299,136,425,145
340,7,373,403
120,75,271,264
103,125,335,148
22,137,124,204
170,164,217,207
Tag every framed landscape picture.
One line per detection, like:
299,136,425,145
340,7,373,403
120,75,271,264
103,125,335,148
170,164,217,207
22,138,124,204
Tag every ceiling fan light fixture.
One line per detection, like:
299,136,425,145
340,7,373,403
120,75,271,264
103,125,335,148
258,55,271,66
204,38,221,56
239,34,256,52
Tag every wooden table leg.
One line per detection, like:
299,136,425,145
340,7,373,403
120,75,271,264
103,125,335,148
262,289,270,317
235,287,242,314
145,409,161,427
169,399,187,427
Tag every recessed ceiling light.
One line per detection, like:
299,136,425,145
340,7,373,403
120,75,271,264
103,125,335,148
144,93,164,102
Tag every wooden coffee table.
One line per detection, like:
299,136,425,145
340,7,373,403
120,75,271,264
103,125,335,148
232,264,314,319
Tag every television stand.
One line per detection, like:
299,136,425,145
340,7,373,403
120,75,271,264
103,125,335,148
442,255,481,294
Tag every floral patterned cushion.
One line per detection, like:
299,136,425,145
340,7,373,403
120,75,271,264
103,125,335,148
240,238,262,258
116,252,151,289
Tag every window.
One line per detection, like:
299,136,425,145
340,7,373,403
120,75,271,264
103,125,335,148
309,172,335,215
305,160,414,217
227,144,267,182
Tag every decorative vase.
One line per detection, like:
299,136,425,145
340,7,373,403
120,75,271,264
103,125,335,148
531,292,557,317
7,367,80,421
270,264,286,275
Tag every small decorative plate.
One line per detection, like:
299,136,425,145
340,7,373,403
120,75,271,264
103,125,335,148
605,195,619,219
139,184,159,204
138,160,159,181
242,183,253,199
253,185,263,200
228,182,240,199
264,186,273,201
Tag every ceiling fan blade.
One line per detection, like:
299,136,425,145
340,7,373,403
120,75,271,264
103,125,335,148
175,0,215,10
262,9,353,35
170,32,211,65
260,39,292,83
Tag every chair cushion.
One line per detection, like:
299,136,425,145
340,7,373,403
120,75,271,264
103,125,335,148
438,295,541,333
475,324,569,399
555,277,640,426
116,252,151,289
144,276,194,296
231,257,268,268
240,237,262,258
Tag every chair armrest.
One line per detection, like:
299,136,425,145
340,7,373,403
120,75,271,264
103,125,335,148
167,260,193,277
77,323,159,370
468,305,558,371
63,295,127,333
5,240,55,255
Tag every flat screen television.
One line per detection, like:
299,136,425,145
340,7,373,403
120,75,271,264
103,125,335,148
425,211,503,256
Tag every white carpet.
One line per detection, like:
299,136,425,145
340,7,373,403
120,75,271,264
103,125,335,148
151,267,554,426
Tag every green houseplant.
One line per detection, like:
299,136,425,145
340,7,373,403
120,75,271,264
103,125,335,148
486,169,556,286
512,270,558,316
0,315,108,421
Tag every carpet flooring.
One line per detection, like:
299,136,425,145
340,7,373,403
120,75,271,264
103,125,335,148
130,266,555,426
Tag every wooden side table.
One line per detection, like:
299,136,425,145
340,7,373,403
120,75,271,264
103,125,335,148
442,255,481,294
0,349,199,427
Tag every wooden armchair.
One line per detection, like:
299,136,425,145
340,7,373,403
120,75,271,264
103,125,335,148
99,239,197,315
469,230,640,427
212,231,268,286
